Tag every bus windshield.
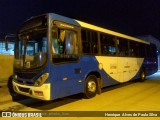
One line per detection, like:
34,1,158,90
14,27,47,69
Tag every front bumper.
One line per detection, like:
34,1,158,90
12,81,51,100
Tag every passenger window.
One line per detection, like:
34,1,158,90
81,29,98,54
117,38,129,56
52,28,79,63
129,41,139,57
100,33,116,56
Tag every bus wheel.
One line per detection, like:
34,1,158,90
140,69,146,82
84,75,97,99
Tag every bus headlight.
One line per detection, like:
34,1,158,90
34,73,49,87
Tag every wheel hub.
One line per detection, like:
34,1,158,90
88,81,96,93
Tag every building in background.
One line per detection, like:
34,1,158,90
137,35,160,70
0,34,15,81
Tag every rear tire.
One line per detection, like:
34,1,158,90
139,69,146,82
84,75,98,99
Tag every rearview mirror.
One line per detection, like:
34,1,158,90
5,40,8,51
5,34,16,51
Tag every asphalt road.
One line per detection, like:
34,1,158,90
1,71,160,120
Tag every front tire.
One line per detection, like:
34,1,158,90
84,75,98,99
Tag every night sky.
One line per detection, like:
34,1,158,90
1,0,160,39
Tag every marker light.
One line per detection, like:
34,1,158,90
34,90,44,96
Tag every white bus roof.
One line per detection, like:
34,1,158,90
76,20,149,44
47,13,149,44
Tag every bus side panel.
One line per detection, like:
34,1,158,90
49,61,84,100
49,56,121,100
80,56,120,88
48,55,156,100
95,56,144,83
142,58,158,76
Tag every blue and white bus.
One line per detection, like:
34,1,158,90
12,13,158,100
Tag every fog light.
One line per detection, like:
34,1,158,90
34,90,44,96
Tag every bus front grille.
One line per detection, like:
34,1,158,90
16,72,38,79
18,87,30,93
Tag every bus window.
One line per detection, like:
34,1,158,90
65,30,78,54
91,31,98,54
139,43,146,58
52,28,79,63
129,40,139,57
100,33,116,56
117,38,129,56
81,29,98,54
81,29,91,54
